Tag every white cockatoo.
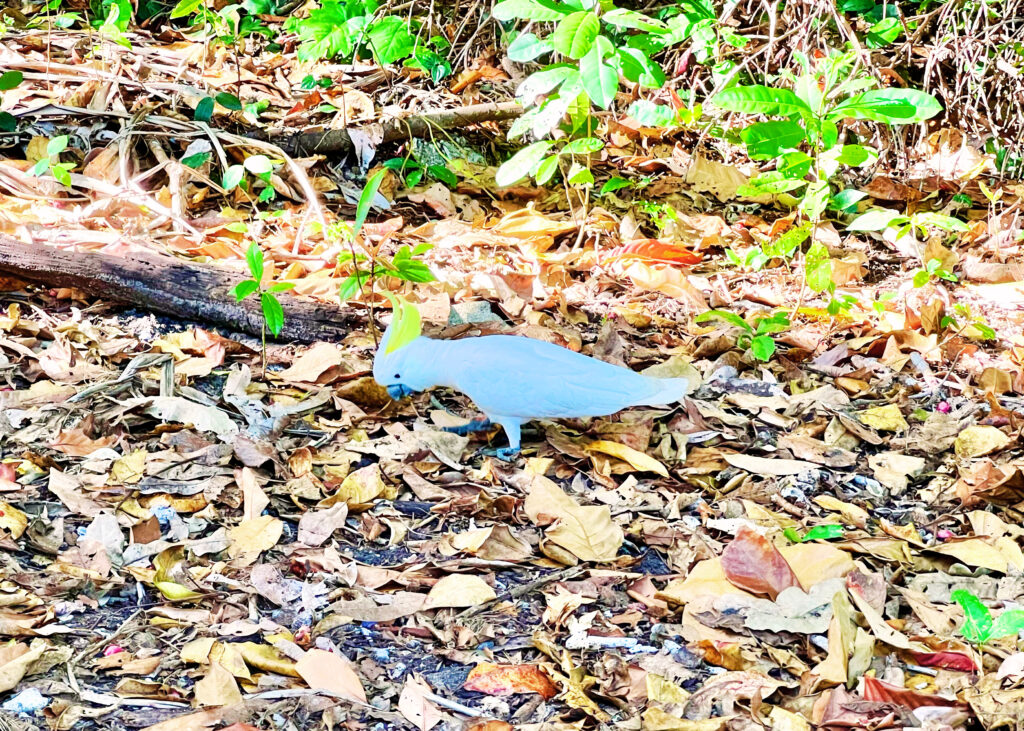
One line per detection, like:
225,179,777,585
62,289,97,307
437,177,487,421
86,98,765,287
372,296,688,460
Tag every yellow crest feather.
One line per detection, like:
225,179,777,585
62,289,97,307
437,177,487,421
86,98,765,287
382,292,421,354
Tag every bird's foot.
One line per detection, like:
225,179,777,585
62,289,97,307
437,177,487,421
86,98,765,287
442,417,492,436
478,446,521,462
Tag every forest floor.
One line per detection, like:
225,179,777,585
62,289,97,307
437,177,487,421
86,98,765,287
1,7,1024,731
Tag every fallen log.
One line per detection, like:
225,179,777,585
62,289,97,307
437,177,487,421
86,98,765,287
0,234,358,343
270,101,524,156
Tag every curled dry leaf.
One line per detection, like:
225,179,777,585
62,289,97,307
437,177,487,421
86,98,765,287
463,662,559,700
720,526,801,600
524,475,623,562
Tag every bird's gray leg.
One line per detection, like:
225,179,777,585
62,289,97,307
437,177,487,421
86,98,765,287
442,416,492,436
492,418,521,462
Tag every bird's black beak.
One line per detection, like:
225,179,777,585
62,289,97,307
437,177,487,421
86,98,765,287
387,384,415,400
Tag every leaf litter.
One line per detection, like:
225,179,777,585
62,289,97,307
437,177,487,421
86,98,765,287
0,6,1024,731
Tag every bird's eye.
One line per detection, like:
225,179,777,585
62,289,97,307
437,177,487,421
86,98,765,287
394,373,401,379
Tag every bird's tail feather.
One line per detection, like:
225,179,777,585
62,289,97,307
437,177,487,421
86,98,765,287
636,377,689,407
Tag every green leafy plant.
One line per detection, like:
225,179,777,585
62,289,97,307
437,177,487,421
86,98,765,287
0,70,22,132
941,303,996,341
31,135,75,187
951,589,1024,671
195,92,243,123
336,169,437,303
911,257,958,288
283,0,439,74
712,50,942,312
695,309,791,362
222,154,279,203
495,0,716,184
495,135,603,187
232,242,295,374
383,157,457,189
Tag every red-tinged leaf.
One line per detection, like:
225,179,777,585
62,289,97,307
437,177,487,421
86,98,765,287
907,650,977,672
720,526,801,600
861,677,965,709
601,239,703,268
463,663,558,700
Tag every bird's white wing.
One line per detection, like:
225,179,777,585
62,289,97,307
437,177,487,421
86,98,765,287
448,335,664,419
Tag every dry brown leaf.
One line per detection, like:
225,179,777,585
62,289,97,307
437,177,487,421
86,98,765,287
423,574,496,610
295,648,367,703
524,475,623,562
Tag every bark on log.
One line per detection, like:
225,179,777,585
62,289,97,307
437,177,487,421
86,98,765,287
0,234,358,343
272,101,524,156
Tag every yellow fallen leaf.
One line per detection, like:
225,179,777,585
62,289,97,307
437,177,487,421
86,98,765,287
0,640,47,693
295,648,367,703
586,440,669,477
423,574,496,609
769,707,811,731
813,496,870,528
928,538,1009,573
194,661,242,707
227,515,283,560
238,642,300,677
180,638,215,665
524,476,623,562
857,404,908,432
319,464,386,508
955,425,1011,459
111,449,147,484
0,501,28,539
642,707,728,730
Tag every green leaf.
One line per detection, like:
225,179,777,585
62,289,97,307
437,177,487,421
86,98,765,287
714,85,812,117
392,258,436,283
0,112,14,133
222,164,245,191
777,150,813,179
912,212,968,232
267,282,296,293
829,89,943,124
535,154,560,184
800,179,830,220
866,17,901,48
551,12,600,59
562,137,603,155
261,293,285,336
232,279,259,301
829,188,866,213
354,168,387,237
600,177,632,195
767,224,810,258
52,163,72,187
181,151,211,169
801,524,844,541
496,140,555,186
615,48,665,88
913,269,930,288
991,610,1024,640
628,99,677,127
245,242,264,282
244,154,274,176
600,8,666,32
508,32,553,62
194,97,215,122
31,158,48,177
367,16,416,64
215,92,242,111
750,334,776,361
492,0,569,21
739,120,806,160
579,47,617,108
46,135,68,156
737,172,807,196
567,162,593,185
0,70,23,91
695,309,753,333
338,271,369,301
951,589,993,644
846,207,906,232
805,242,832,293
427,165,457,187
833,144,877,167
169,0,202,17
